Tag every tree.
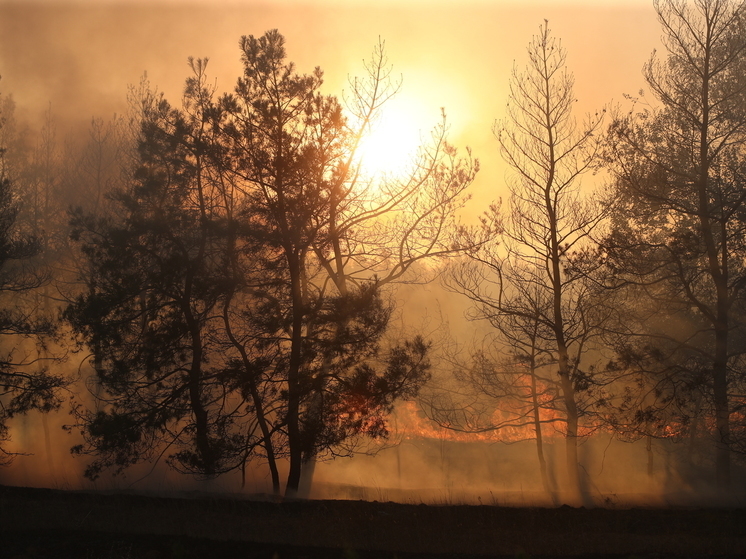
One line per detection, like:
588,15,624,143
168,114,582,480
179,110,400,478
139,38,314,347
603,0,746,489
65,80,239,478
431,22,608,503
214,30,476,497
421,322,565,499
67,30,476,497
0,82,68,464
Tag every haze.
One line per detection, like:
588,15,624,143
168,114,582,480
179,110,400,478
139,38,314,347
0,0,659,204
1,0,715,506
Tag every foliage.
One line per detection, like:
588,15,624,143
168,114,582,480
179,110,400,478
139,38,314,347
0,83,68,465
602,0,746,487
66,30,473,495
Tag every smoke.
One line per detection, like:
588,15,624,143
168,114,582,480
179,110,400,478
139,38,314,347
306,428,746,507
0,1,659,196
3,0,734,507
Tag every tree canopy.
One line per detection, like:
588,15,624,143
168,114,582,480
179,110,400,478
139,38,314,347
65,30,475,496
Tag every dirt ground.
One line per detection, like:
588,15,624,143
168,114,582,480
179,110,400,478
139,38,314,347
2,484,745,558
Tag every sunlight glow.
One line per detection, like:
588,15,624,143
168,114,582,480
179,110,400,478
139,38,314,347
355,102,424,179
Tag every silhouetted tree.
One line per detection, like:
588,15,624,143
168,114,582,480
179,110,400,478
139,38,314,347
431,22,608,503
603,0,746,489
65,76,240,478
218,31,474,496
0,82,68,464
67,30,475,497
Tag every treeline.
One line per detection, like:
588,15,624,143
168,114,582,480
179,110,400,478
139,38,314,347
1,0,745,503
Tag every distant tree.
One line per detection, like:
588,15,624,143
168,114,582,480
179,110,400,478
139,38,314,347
603,0,746,489
0,82,68,464
421,314,564,499
429,22,608,503
65,73,243,478
16,108,133,482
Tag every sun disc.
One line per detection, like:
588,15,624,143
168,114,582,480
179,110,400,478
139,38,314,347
356,104,422,178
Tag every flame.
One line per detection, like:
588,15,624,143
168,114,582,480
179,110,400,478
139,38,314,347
391,395,746,444
393,401,567,444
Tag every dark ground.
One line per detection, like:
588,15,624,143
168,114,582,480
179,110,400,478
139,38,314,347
1,484,745,559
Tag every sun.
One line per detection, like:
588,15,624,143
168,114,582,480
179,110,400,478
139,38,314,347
355,101,424,179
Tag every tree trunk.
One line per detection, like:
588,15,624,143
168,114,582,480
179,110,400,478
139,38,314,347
687,389,702,467
297,455,317,499
285,251,305,498
695,35,731,490
186,317,212,475
713,324,730,488
221,250,282,494
550,215,582,500
559,368,581,501
646,435,654,478
293,203,348,499
530,360,552,497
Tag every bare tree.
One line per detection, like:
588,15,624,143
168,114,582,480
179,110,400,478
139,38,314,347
432,21,608,503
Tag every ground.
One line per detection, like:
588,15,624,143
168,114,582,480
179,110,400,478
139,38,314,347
1,484,745,558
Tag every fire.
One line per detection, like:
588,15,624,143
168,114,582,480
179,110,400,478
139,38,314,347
392,394,746,444
393,372,582,443
393,401,570,444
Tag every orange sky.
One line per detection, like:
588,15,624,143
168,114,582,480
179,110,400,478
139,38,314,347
0,0,661,206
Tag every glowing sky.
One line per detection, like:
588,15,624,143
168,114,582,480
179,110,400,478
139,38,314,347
0,0,661,206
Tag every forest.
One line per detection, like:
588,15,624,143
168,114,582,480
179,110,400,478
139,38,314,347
1,0,746,509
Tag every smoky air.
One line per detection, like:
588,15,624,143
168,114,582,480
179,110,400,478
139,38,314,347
0,1,745,557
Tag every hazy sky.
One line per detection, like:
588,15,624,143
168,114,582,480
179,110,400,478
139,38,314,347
0,0,662,205
0,0,686,497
